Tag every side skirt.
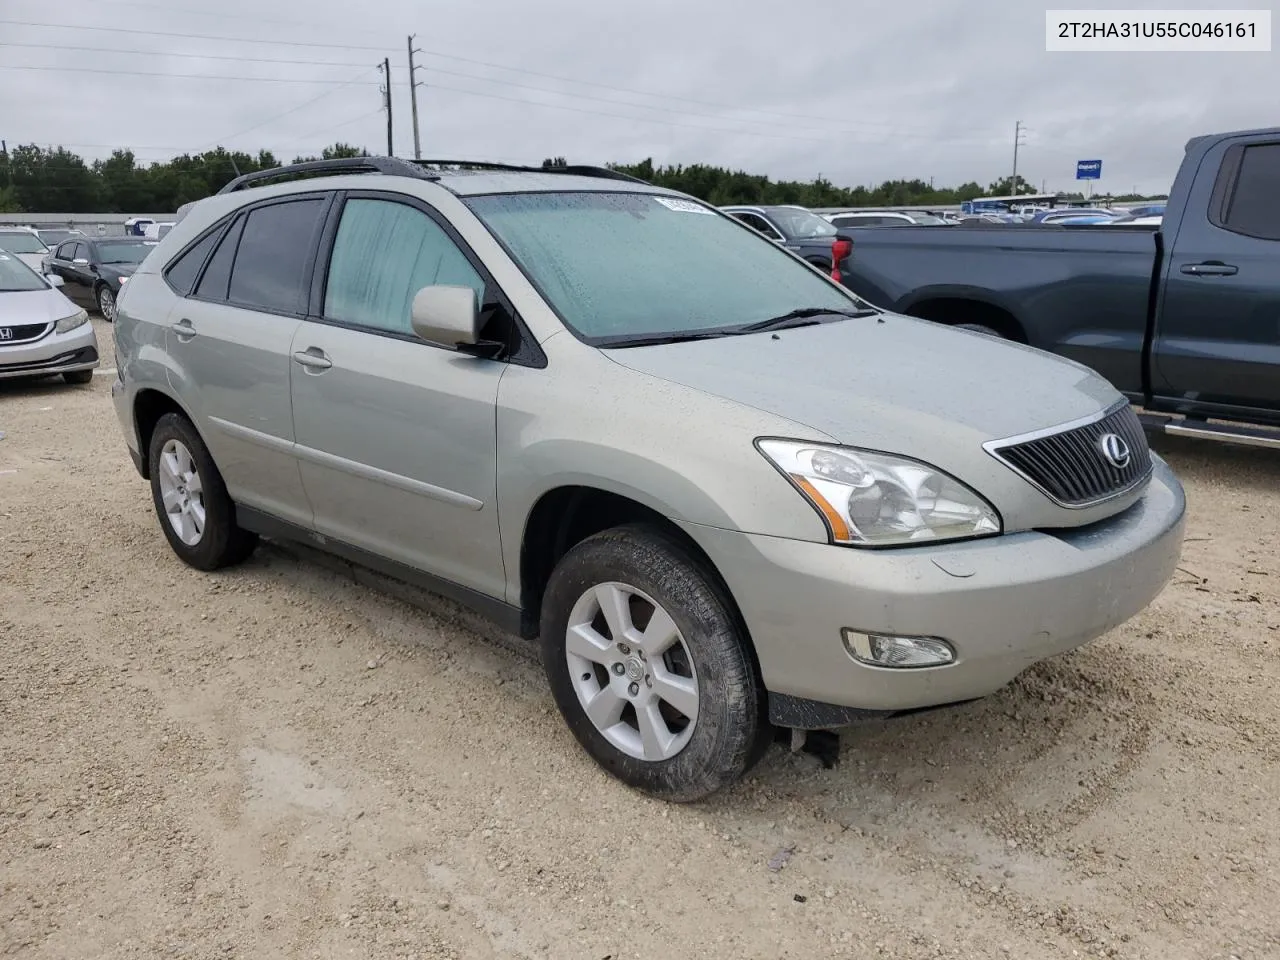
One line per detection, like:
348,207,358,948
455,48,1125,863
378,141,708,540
235,505,528,638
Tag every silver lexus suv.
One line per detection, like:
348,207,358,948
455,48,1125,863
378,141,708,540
111,158,1186,801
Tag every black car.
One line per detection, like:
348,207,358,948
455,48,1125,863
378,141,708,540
718,205,854,279
44,236,157,321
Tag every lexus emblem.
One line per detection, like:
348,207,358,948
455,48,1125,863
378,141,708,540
1099,433,1131,469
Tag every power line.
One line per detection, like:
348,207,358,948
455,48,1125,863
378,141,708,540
0,39,374,68
0,63,378,84
0,16,947,135
198,66,380,151
416,81,1005,146
1,41,911,140
47,0,394,39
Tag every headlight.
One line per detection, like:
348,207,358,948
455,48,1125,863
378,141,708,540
54,308,90,334
757,439,1001,547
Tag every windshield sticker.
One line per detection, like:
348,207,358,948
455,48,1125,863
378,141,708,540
654,197,715,215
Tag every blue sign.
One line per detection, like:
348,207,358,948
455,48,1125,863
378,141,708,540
1076,160,1102,180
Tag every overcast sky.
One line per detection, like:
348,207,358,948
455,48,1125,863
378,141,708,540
1,0,1276,194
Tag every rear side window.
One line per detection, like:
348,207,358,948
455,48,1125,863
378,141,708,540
323,198,485,335
228,198,326,314
1222,142,1280,240
195,216,244,301
164,229,221,296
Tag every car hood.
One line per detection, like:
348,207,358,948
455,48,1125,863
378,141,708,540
10,252,46,272
0,286,80,325
604,312,1130,529
99,263,140,282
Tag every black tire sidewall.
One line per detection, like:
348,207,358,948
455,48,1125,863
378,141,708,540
63,370,93,384
540,526,764,802
96,285,114,320
147,413,252,571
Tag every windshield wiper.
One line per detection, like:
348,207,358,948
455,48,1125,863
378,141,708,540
737,306,879,332
597,330,734,349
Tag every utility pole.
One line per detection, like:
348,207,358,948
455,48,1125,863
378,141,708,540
1011,120,1026,194
379,58,394,156
407,36,424,159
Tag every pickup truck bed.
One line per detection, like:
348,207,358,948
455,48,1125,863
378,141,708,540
844,223,1161,396
840,127,1280,433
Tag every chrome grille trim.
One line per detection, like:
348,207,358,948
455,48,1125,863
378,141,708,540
984,401,1154,509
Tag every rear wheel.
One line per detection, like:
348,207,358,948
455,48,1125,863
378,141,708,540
540,525,767,802
147,413,257,570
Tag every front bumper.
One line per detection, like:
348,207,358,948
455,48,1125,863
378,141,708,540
0,321,99,380
678,459,1186,727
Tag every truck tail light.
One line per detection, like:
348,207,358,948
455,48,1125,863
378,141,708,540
830,235,853,283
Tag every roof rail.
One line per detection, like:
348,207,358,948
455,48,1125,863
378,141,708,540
214,156,437,195
411,159,650,184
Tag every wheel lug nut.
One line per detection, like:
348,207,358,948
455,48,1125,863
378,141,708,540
645,675,652,687
611,663,625,675
627,682,639,696
617,643,630,655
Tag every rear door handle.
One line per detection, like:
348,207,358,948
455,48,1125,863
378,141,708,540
292,348,333,371
1180,262,1238,276
170,318,196,340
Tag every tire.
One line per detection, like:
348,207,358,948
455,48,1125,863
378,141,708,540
96,284,117,322
63,369,93,384
147,412,257,571
540,524,768,802
955,323,1004,338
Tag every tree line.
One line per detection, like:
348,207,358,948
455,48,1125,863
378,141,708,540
0,142,1162,214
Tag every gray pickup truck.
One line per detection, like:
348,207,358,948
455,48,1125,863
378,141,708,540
841,127,1280,447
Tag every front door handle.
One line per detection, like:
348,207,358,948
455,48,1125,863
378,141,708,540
170,318,196,340
292,348,333,371
1180,261,1238,276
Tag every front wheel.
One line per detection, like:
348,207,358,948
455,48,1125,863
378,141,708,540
540,525,768,802
147,413,257,570
63,369,93,384
96,285,117,322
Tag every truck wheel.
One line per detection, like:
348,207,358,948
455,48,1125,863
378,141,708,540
540,524,768,802
147,412,257,571
956,323,1004,338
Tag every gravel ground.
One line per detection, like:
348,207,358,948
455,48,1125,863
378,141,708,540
2,316,1278,960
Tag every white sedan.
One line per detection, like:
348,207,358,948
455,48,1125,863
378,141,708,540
0,250,99,384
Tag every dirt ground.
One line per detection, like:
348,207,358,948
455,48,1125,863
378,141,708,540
2,316,1277,960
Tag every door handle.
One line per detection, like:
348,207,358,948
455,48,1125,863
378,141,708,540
1180,262,1238,276
292,349,333,371
170,318,196,340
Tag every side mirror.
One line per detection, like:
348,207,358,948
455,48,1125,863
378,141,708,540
410,284,480,348
46,274,65,287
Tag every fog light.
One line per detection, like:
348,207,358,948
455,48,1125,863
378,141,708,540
841,629,955,668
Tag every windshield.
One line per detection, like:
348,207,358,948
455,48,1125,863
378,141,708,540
0,232,49,254
466,191,860,342
0,251,50,291
767,207,838,239
909,214,946,225
37,230,77,245
97,241,153,264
